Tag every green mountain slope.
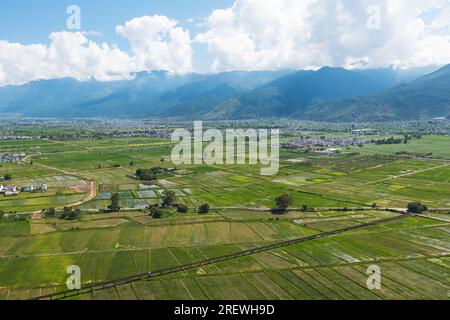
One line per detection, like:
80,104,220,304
204,67,397,120
303,65,450,121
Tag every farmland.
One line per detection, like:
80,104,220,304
0,121,449,300
0,212,448,300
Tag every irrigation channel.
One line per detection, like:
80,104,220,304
31,213,411,300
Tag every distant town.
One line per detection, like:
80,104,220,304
283,136,373,152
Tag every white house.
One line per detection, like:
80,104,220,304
4,185,18,196
22,185,34,192
6,186,17,192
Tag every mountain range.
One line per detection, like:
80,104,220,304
0,65,448,122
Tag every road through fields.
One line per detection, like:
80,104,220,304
20,156,97,213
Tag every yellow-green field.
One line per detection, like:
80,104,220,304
0,134,449,300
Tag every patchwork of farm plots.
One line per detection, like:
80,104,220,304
1,137,450,300
77,157,450,210
3,137,450,212
0,212,448,300
0,173,89,213
352,135,450,159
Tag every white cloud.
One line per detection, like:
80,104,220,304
195,0,450,71
0,15,192,86
1,3,449,86
116,15,192,74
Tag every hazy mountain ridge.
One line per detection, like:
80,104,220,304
303,65,450,121
0,70,289,118
204,67,399,119
0,66,447,121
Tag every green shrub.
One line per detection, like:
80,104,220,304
198,203,210,214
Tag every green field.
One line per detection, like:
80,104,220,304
0,212,448,300
0,131,449,300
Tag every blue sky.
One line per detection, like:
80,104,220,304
0,0,233,43
0,0,233,72
0,0,449,86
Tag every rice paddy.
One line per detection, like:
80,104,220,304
0,134,449,300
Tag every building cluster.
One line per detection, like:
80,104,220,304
110,130,171,139
0,184,48,196
0,135,32,141
283,137,372,149
351,129,378,135
0,153,26,163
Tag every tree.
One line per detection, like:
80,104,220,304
407,202,428,214
162,190,176,207
146,205,163,219
67,211,78,220
60,206,72,220
46,208,56,217
301,205,309,212
109,193,121,211
135,169,157,181
177,204,188,213
275,193,294,211
152,209,162,219
59,208,81,221
129,161,134,166
3,173,12,181
198,203,210,214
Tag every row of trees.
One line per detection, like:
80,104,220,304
373,137,405,145
44,207,82,220
109,190,296,216
274,197,432,214
32,193,432,224
135,167,174,181
108,191,210,219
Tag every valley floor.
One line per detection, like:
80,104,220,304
0,133,449,300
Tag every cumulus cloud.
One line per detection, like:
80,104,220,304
0,15,192,86
1,2,450,86
116,15,192,74
195,0,450,71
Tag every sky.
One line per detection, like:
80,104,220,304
0,0,449,86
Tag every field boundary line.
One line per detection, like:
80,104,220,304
29,213,410,300
413,213,450,223
366,163,450,185
18,154,97,214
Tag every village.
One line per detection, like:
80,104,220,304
0,152,26,163
0,183,48,196
282,136,373,150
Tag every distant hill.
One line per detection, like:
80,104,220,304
0,65,447,121
0,71,193,118
0,70,288,118
203,67,398,119
303,64,450,122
